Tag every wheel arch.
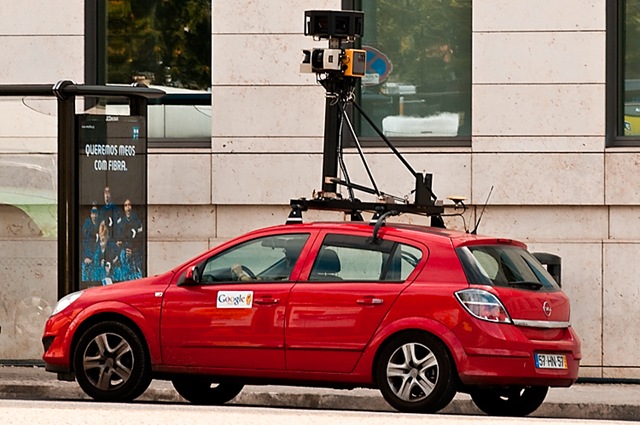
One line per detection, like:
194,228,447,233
69,312,152,373
365,319,466,387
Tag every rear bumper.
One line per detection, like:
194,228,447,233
458,351,580,387
452,322,581,388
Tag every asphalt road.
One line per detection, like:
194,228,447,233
3,366,640,421
0,399,630,425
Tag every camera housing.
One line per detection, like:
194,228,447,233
305,10,363,41
300,48,366,76
301,11,366,78
300,48,342,73
342,48,366,77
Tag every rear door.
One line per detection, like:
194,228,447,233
285,232,426,373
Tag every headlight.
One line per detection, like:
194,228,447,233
455,288,512,323
51,291,84,316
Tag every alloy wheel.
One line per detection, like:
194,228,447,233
82,332,134,391
386,341,439,402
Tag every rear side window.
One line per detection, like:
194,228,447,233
456,245,560,291
308,234,423,282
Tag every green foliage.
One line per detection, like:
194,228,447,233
107,0,211,90
365,0,471,93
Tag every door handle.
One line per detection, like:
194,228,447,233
254,297,280,305
357,297,384,305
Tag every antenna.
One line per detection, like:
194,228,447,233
471,186,493,235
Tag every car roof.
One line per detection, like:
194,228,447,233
254,221,525,249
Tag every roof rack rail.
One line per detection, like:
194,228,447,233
286,197,445,227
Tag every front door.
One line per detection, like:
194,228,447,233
161,233,310,370
162,281,293,370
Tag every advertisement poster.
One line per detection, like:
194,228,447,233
77,115,147,288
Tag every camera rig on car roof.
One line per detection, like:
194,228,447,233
288,10,459,228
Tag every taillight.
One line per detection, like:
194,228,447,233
455,288,512,324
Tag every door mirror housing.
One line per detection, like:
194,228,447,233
180,265,202,286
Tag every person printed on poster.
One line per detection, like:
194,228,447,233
81,203,100,282
99,186,121,238
115,198,144,281
91,221,120,285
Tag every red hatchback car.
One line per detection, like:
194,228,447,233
42,220,581,416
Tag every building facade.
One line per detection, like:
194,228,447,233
0,0,637,381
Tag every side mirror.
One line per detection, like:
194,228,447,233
180,265,201,286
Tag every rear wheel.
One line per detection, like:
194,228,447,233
73,321,151,402
376,332,457,413
172,378,244,405
470,386,548,416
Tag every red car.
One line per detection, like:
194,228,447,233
42,219,581,416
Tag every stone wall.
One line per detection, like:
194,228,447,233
2,0,640,381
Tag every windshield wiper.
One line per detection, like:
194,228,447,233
508,281,543,290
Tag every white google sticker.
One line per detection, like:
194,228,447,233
216,291,253,309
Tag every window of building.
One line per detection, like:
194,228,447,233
352,0,471,145
86,0,211,144
105,0,211,90
608,0,640,145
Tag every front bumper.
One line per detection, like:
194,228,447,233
41,313,75,373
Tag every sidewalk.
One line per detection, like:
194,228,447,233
1,365,639,420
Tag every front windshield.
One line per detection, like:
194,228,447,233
456,245,560,291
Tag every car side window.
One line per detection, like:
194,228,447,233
308,234,422,282
199,233,309,283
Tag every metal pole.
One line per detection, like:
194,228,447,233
54,81,78,298
129,95,147,118
321,95,340,193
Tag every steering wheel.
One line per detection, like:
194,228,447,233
232,264,256,281
241,265,256,279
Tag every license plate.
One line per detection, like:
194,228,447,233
535,353,567,369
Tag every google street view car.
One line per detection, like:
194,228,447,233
42,9,580,417
42,194,581,416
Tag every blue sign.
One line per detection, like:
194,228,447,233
364,45,393,83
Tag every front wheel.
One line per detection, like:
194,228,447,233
172,378,244,405
73,321,151,402
470,386,548,416
376,332,457,413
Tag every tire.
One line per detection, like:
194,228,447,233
73,321,151,402
376,332,457,413
470,386,548,416
172,378,244,405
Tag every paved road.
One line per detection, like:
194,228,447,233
0,399,630,425
2,366,640,421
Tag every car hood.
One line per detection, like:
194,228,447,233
80,272,172,301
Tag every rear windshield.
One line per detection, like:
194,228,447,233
456,245,560,292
